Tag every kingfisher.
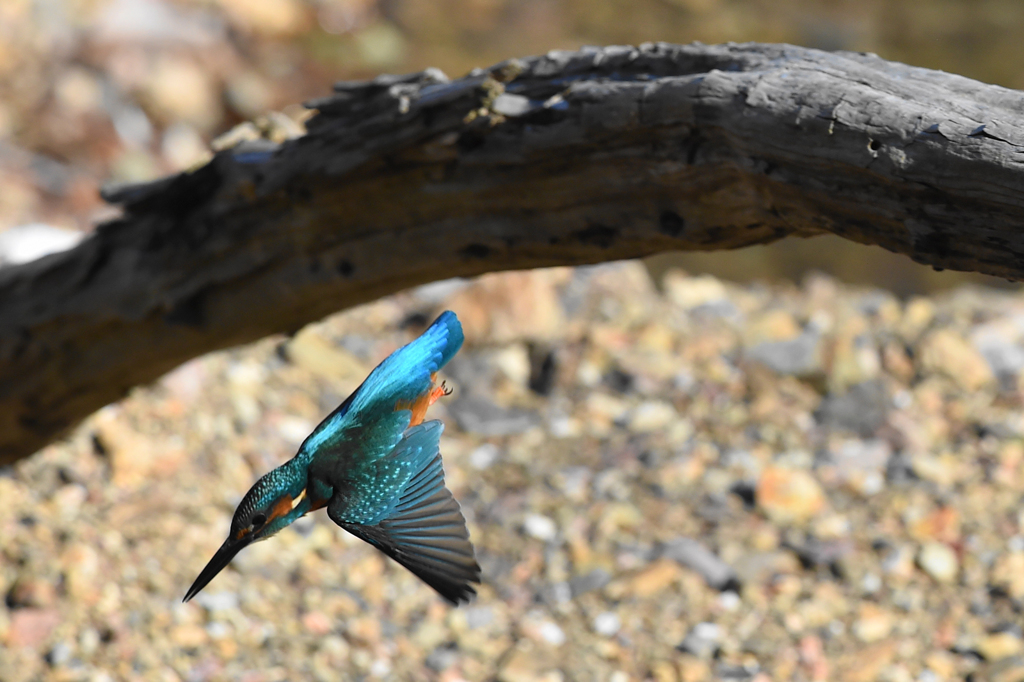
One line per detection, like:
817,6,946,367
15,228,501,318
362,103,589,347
184,311,481,605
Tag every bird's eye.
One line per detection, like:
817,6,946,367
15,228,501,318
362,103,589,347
251,513,267,530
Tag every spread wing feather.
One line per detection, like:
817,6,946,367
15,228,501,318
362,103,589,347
330,421,480,604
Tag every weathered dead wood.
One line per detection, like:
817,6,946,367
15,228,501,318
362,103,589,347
3,41,1024,463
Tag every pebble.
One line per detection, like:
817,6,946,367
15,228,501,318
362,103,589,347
677,622,721,659
537,621,566,646
523,514,558,541
193,591,240,613
469,443,500,470
663,272,728,309
853,604,893,643
8,608,61,649
756,467,826,525
815,380,890,437
976,632,1024,661
919,329,995,391
0,223,82,265
661,537,738,590
170,623,208,648
621,559,685,598
593,612,621,637
450,395,539,436
628,400,679,433
746,331,821,377
302,611,333,636
45,640,72,666
917,542,959,583
447,269,568,344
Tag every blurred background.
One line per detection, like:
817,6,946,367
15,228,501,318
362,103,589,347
2,0,1023,293
9,3,1024,682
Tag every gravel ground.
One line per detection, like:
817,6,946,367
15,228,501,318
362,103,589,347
3,262,1024,682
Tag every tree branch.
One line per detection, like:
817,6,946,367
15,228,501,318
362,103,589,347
3,41,1024,463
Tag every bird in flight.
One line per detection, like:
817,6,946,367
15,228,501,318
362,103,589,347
184,311,480,605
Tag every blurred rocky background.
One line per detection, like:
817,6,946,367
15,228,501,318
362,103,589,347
6,1,1024,681
7,264,1024,681
2,0,1023,290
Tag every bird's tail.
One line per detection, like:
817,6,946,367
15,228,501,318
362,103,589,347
423,310,464,370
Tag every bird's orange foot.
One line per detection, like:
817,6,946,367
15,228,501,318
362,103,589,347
429,380,453,406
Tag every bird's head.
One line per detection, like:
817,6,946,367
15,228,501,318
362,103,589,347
184,463,309,601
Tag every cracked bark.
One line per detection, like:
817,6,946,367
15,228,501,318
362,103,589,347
3,41,1024,464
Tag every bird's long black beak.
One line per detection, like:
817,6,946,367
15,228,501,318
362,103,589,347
183,536,250,602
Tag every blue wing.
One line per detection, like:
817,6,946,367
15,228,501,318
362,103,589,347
336,420,446,525
299,311,464,462
329,421,481,604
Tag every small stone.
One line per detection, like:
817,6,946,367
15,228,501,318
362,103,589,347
677,622,721,659
469,443,500,470
569,568,611,597
924,651,957,679
756,467,826,525
919,329,994,391
625,559,685,598
853,604,893,643
745,309,802,344
628,400,679,433
302,611,333,636
537,621,566,646
45,640,73,666
679,658,712,682
717,591,741,611
464,606,495,629
907,506,960,543
93,408,185,487
910,452,963,488
79,628,101,656
62,543,100,600
992,552,1024,599
976,632,1024,661
973,328,1024,387
193,591,240,613
881,544,916,580
170,624,208,648
523,514,558,541
732,551,801,585
218,0,308,36
901,297,935,338
425,644,460,671
54,67,103,115
7,577,57,608
144,56,221,130
520,611,567,647
593,612,621,637
661,537,738,590
492,344,532,385
162,122,211,171
651,660,679,682
447,269,569,344
450,395,538,436
746,330,821,377
816,380,890,437
663,272,728,309
917,542,959,583
827,438,890,495
0,224,83,265
287,328,368,382
8,608,60,648
226,70,273,118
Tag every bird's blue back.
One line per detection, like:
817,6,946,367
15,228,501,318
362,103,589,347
298,311,463,463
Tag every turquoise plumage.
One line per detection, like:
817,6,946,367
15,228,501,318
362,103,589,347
184,311,480,605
